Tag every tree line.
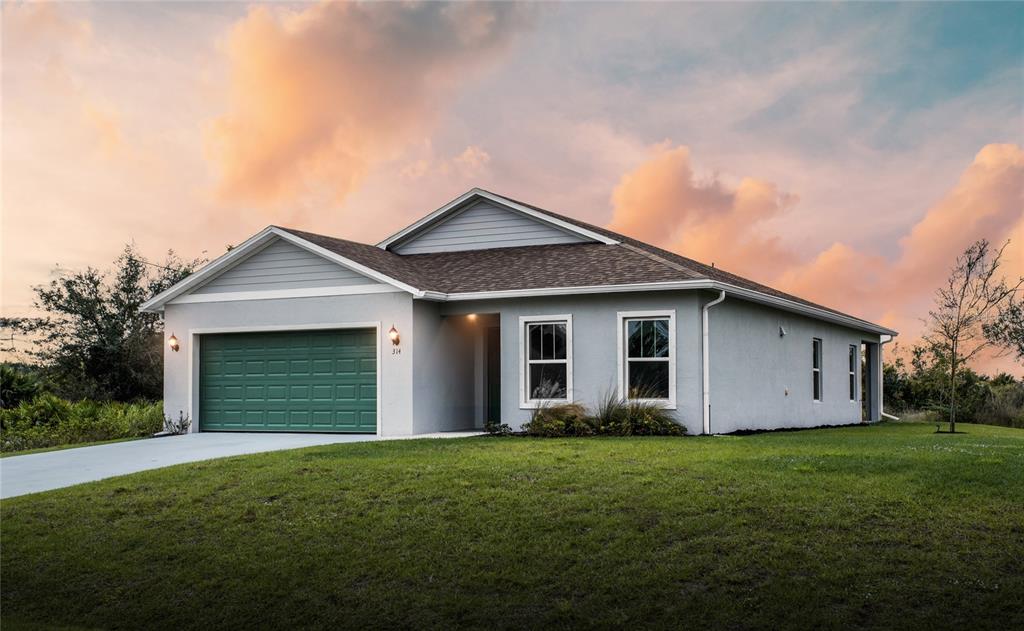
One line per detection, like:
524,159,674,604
1,239,1021,430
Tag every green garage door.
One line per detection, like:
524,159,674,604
200,329,377,433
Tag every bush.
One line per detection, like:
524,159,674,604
0,397,165,453
591,390,685,436
0,364,46,409
520,390,686,438
523,403,593,437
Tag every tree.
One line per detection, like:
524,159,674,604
924,239,1023,432
983,301,1024,362
18,244,204,401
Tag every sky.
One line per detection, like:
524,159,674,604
2,1,1023,373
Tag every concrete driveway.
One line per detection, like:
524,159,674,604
1,432,477,499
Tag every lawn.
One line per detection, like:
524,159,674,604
2,423,1022,630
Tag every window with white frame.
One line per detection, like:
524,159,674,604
521,315,572,406
812,338,823,401
618,311,675,406
849,344,857,402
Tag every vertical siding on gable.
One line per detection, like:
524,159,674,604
393,200,589,254
193,238,378,294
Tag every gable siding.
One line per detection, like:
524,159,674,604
393,200,589,254
193,238,378,294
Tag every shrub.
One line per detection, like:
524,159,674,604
0,364,45,409
0,397,165,453
589,389,685,436
523,403,593,437
521,389,686,438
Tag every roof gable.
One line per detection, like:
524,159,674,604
378,189,618,252
140,227,422,312
391,199,590,254
190,238,380,295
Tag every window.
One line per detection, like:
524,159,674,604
618,310,676,407
520,315,572,407
849,344,858,402
812,338,823,401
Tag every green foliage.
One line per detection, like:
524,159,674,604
0,396,164,452
884,343,1024,428
0,364,46,409
523,403,593,437
591,390,686,436
10,243,204,401
521,391,685,437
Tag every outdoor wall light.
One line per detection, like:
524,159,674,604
467,313,477,322
388,325,400,346
168,333,180,352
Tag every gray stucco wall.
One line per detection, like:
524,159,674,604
441,291,705,434
162,291,415,436
411,301,478,433
393,200,588,254
705,295,881,433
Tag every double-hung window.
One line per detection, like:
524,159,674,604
520,315,572,407
812,338,823,401
618,310,676,407
849,344,858,402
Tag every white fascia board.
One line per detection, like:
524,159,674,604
140,226,421,313
169,284,402,305
708,282,898,337
375,188,618,250
435,280,711,301
422,279,897,336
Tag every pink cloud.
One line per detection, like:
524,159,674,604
609,143,800,281
607,143,1024,374
206,1,531,205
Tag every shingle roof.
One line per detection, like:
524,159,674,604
276,191,892,333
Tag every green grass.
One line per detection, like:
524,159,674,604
0,436,145,458
2,423,1022,630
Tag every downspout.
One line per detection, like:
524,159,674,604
702,290,726,435
879,334,898,421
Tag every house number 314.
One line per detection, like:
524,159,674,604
392,347,402,355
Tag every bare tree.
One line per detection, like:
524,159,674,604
924,239,1023,432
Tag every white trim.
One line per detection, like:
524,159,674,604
376,188,618,250
187,322,383,438
441,280,710,301
849,344,858,403
812,337,823,402
140,227,421,312
518,314,574,409
616,310,677,410
169,284,401,305
702,290,726,434
431,279,897,337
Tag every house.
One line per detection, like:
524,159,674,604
141,188,897,436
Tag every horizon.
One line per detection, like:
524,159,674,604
2,1,1022,375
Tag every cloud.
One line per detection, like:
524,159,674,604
608,143,800,280
206,1,531,204
606,143,1023,373
2,0,92,54
400,145,491,181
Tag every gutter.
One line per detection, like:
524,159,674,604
879,334,896,421
702,290,727,435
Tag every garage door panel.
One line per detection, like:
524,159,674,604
200,329,377,433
